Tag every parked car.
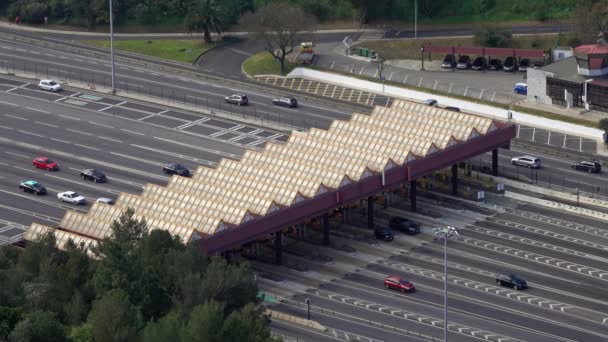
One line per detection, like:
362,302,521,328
33,156,58,171
444,106,461,112
511,155,541,168
441,54,456,68
503,56,517,72
272,96,298,108
389,217,420,234
471,57,486,70
225,94,248,106
571,160,602,173
487,59,502,70
496,273,528,290
96,197,115,205
456,55,471,69
514,83,528,95
533,61,544,69
57,191,86,205
423,99,438,107
374,227,394,241
384,276,416,293
80,169,107,183
519,59,530,72
19,180,47,195
38,79,62,92
163,162,191,177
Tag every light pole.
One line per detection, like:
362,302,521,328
414,0,418,40
305,298,311,320
108,0,116,94
433,226,459,342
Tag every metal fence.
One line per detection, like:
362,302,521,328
0,59,328,130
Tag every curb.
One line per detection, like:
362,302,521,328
504,191,608,222
265,309,327,332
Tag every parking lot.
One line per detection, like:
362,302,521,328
516,125,597,153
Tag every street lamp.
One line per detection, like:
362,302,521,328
108,0,116,93
305,298,311,320
433,226,459,342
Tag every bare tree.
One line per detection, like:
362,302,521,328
241,3,316,76
573,1,608,44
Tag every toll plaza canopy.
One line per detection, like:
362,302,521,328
25,99,515,254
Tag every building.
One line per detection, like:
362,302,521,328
527,43,608,113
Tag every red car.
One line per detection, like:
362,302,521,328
384,276,415,293
33,157,59,171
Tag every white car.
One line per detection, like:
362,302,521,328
38,79,62,92
57,191,86,205
96,197,115,205
511,155,541,169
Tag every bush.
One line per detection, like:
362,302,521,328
22,1,48,23
474,25,512,47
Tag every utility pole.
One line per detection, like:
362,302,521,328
109,0,116,94
414,0,418,40
434,226,460,342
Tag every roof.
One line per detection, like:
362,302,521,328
574,44,608,56
541,56,589,83
25,99,504,250
23,180,39,186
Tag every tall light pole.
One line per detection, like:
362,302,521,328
434,226,459,342
109,0,116,94
414,0,418,40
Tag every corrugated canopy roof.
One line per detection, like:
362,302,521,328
25,100,497,248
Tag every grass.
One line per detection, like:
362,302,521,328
356,34,562,61
84,39,221,63
510,105,598,128
242,52,296,77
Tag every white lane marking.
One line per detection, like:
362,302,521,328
121,129,145,136
18,130,43,137
34,121,59,128
66,128,93,136
58,114,80,121
26,107,51,114
0,100,18,106
50,138,71,144
0,125,14,130
110,152,165,167
74,144,101,151
130,144,217,166
68,167,144,188
153,136,241,159
89,121,114,129
99,136,123,143
5,151,29,158
4,114,27,120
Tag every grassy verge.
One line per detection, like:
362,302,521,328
242,52,296,77
356,34,561,61
84,39,222,63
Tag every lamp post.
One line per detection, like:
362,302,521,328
305,298,311,320
433,226,459,342
414,0,418,40
108,0,116,94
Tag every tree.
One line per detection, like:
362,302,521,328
141,311,183,342
184,0,226,43
220,304,277,342
180,301,225,342
8,310,66,342
348,0,373,26
473,25,513,47
87,289,140,342
0,306,23,340
573,0,608,43
241,3,316,75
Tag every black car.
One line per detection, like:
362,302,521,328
488,59,502,70
456,55,471,69
503,56,517,72
441,54,456,68
571,160,602,173
389,217,420,235
518,58,530,72
496,273,528,290
374,227,394,241
471,56,486,70
80,169,107,183
444,106,461,112
19,180,47,195
163,163,191,177
272,96,298,108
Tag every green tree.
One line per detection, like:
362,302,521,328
68,323,94,342
184,0,225,43
8,310,66,342
87,289,140,342
574,0,608,43
180,301,225,342
220,304,276,342
474,25,513,47
141,311,183,342
0,306,23,340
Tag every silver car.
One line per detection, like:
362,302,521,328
511,156,541,168
57,191,86,205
